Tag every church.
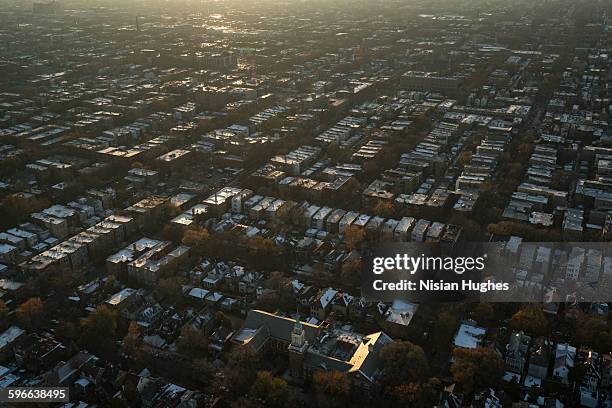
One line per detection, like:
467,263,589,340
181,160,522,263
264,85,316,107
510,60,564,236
232,309,393,389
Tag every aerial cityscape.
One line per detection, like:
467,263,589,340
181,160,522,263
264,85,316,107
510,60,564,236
0,0,610,406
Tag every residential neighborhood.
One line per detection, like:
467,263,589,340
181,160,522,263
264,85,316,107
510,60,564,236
0,0,610,406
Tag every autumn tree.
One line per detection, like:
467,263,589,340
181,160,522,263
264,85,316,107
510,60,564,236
216,311,232,329
510,305,548,336
16,297,44,330
266,271,288,291
161,224,184,243
123,322,142,355
420,377,443,406
258,271,295,312
451,347,503,394
472,303,495,326
387,382,422,407
383,376,445,406
380,340,429,386
154,277,186,304
250,371,292,408
0,300,8,329
311,370,350,408
177,327,209,358
103,275,120,294
340,258,362,288
575,312,607,346
371,200,395,218
182,227,213,257
448,214,482,241
344,225,365,251
0,194,50,229
362,161,380,179
221,347,261,397
432,311,458,351
458,151,472,167
81,306,118,353
246,236,283,271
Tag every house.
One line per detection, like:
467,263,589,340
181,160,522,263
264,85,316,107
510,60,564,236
239,271,263,294
525,337,552,387
297,285,319,308
472,389,502,408
411,219,431,242
0,244,19,265
381,300,418,339
393,217,415,242
14,334,67,372
553,343,576,384
310,288,338,320
209,326,235,352
453,321,486,350
330,292,354,317
438,383,462,408
326,209,347,233
505,331,531,378
0,326,25,363
579,349,601,391
105,288,137,312
43,351,95,386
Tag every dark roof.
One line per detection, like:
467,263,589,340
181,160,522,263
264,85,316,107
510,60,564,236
236,310,320,345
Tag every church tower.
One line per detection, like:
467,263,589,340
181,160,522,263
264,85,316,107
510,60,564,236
288,315,308,380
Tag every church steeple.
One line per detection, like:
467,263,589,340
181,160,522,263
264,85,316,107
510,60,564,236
288,312,308,381
291,313,306,348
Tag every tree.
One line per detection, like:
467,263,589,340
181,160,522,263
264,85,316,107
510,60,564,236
16,297,44,330
161,224,184,243
344,225,365,251
380,341,429,386
518,143,534,156
0,300,8,326
451,347,503,395
448,214,482,240
311,370,350,408
432,311,458,351
593,327,612,353
458,151,472,167
192,358,215,383
266,271,288,291
103,275,120,294
340,258,362,288
182,227,213,257
221,347,261,397
81,305,118,353
371,200,395,218
123,322,142,355
177,327,209,358
387,382,422,407
246,236,283,271
575,312,607,346
0,194,50,229
472,303,495,326
216,311,232,329
154,277,186,304
250,371,292,407
421,377,443,406
363,161,380,179
510,305,548,336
